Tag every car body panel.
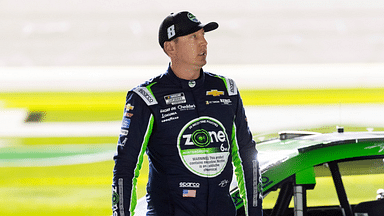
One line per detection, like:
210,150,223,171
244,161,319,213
233,132,384,210
135,131,384,214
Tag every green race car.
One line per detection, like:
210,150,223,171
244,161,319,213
233,128,384,216
133,128,384,216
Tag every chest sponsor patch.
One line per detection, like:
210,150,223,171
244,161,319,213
206,98,232,105
177,116,230,178
178,104,196,111
220,99,232,105
206,89,224,97
164,92,186,105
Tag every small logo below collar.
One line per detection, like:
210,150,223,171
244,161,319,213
188,80,196,88
206,89,224,97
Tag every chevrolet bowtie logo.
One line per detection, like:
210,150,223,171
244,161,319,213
206,89,224,96
125,103,134,111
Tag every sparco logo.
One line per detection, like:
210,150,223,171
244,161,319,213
228,79,235,94
179,182,200,188
138,88,153,103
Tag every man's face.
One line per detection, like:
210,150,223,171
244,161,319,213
173,28,208,70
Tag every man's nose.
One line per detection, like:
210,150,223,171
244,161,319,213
201,36,208,46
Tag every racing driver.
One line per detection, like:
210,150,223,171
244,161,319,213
112,11,263,216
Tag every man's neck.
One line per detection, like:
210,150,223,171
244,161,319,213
170,63,201,80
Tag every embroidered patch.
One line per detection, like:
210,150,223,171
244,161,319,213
133,87,158,106
187,13,199,23
206,89,224,97
164,92,186,105
183,189,196,197
125,103,134,111
122,118,131,128
125,112,133,118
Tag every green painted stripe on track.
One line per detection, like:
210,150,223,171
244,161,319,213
0,137,118,165
44,110,123,122
1,88,384,122
1,152,84,159
240,88,384,106
0,91,127,111
12,136,117,145
0,137,117,147
0,144,116,159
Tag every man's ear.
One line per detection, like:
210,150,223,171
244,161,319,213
164,41,176,57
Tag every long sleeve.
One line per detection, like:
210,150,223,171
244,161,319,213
112,92,154,216
231,92,263,216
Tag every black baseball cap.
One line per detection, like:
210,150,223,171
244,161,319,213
158,11,219,48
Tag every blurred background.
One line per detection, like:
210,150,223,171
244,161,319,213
1,0,384,215
2,0,384,66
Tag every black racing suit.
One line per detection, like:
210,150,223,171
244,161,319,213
112,66,263,216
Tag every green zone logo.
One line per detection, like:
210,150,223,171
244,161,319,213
112,185,119,215
177,117,230,177
191,129,210,147
112,192,119,205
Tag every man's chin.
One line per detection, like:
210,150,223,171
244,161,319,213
188,59,207,70
195,60,207,68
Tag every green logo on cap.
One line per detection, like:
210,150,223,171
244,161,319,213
187,13,199,23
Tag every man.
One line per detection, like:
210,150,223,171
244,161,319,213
112,11,263,216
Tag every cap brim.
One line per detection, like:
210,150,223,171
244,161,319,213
201,22,219,33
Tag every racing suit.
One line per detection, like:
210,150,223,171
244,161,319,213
112,65,262,216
